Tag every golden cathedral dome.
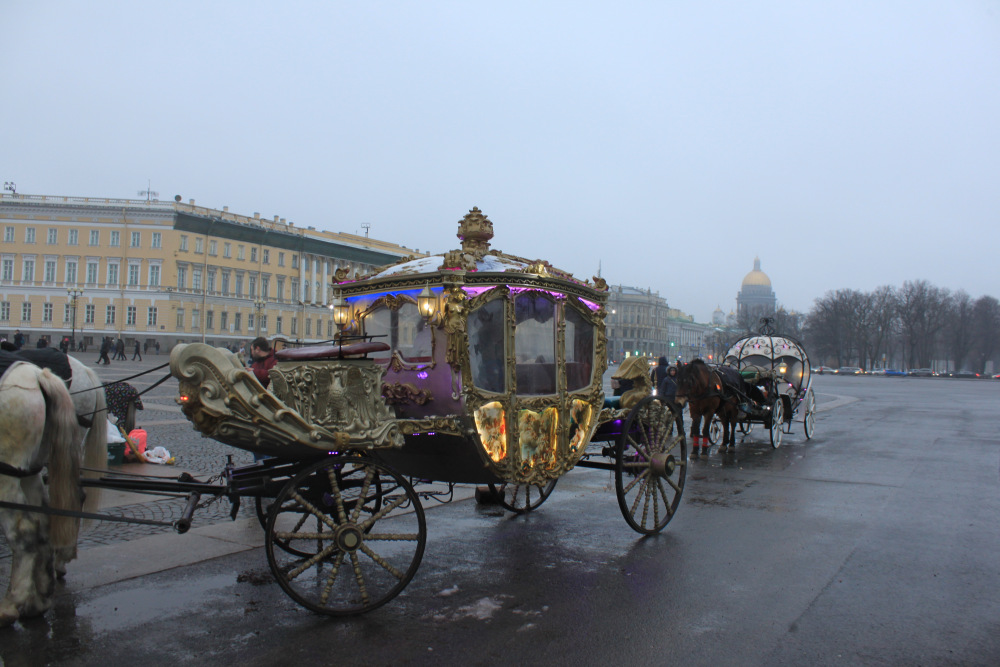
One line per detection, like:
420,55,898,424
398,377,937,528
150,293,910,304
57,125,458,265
741,257,771,288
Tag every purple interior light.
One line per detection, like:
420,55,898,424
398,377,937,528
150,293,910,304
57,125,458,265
417,371,428,380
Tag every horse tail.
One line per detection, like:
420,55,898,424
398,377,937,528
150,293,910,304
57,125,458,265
37,368,84,560
78,366,107,515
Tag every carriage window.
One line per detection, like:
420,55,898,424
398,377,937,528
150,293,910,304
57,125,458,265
565,306,594,392
395,303,432,362
468,299,505,393
515,294,556,395
362,306,392,360
362,302,432,362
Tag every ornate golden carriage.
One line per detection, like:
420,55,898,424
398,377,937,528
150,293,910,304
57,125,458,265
170,208,686,616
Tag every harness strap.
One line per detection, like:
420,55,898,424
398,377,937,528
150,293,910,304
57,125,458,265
0,498,174,527
0,461,45,478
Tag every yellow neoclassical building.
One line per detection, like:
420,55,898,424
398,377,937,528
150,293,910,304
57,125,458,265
0,193,421,351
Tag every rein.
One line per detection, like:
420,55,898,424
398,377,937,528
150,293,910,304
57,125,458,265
70,362,171,395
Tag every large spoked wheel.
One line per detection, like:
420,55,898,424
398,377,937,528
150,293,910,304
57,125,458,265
265,455,425,616
615,396,687,535
708,416,723,445
494,479,558,513
769,399,785,448
803,388,816,440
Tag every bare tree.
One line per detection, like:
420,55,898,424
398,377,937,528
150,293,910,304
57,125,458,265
970,296,1000,374
944,291,975,372
897,280,952,369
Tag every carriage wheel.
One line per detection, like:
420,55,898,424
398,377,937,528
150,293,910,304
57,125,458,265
708,416,723,446
803,389,817,440
494,479,558,514
769,400,784,448
615,396,687,535
265,456,425,616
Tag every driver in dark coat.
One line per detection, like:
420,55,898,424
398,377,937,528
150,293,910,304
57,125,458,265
249,337,276,388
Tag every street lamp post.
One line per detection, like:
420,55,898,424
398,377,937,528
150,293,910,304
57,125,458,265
254,298,266,337
67,288,83,351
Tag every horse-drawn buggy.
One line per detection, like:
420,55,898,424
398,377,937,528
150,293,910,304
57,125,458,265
0,208,686,624
677,319,816,455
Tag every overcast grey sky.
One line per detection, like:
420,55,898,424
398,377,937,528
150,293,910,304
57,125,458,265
3,1,998,321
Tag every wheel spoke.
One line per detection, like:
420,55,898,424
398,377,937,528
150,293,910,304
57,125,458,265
359,543,405,580
350,466,378,524
326,467,349,524
287,543,339,580
289,491,339,531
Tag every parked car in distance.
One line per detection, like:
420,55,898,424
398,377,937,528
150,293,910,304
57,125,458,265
947,370,981,378
908,368,936,377
813,366,836,374
837,367,864,375
884,369,907,377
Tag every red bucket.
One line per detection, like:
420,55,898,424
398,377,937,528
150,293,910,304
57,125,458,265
127,428,147,456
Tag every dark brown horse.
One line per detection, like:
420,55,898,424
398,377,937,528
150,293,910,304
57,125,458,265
674,359,740,456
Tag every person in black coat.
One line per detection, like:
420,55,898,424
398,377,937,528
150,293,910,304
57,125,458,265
132,340,142,361
98,337,112,365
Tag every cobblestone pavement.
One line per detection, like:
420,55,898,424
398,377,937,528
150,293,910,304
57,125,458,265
1,354,265,560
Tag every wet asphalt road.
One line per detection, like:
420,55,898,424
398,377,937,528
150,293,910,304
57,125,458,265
2,366,1000,666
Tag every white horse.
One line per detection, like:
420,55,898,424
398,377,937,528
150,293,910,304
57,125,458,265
0,362,84,628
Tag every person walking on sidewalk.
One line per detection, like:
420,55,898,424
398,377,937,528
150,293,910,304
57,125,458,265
132,340,142,361
98,337,112,365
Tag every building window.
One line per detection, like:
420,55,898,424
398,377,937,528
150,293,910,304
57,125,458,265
22,259,35,282
276,315,282,334
25,228,36,243
291,279,299,302
192,268,202,291
220,311,228,331
176,308,185,329
191,309,200,329
207,271,216,293
235,273,243,297
177,265,187,289
221,271,230,295
279,252,286,267
152,232,162,249
3,227,13,243
44,260,56,283
305,318,311,336
206,310,214,330
248,275,256,297
237,245,245,260
248,312,255,330
128,263,140,286
262,276,270,299
262,249,269,264
291,255,298,269
130,231,140,248
259,314,268,331
208,240,217,256
89,230,99,246
64,303,71,322
107,263,119,286
1,259,12,281
47,228,58,244
180,235,188,251
250,247,258,262
127,306,136,325
234,312,242,331
0,301,9,321
43,303,53,322
66,261,77,285
291,317,298,336
110,231,120,247
147,307,157,327
195,237,203,253
22,302,31,321
105,305,116,325
85,304,95,324
276,277,285,302
149,264,160,287
223,242,231,258
86,261,98,285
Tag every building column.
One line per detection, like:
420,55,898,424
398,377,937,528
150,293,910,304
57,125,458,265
322,259,329,305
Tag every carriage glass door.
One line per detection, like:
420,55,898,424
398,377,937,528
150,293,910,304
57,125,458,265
468,298,505,393
514,293,556,395
565,305,594,391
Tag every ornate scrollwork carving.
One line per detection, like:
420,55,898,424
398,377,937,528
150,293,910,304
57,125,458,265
396,417,463,436
382,382,433,406
170,343,403,458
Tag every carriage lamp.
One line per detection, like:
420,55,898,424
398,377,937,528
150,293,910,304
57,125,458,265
417,284,438,319
330,293,352,328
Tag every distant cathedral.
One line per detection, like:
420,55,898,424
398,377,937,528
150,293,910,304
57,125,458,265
736,257,776,322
